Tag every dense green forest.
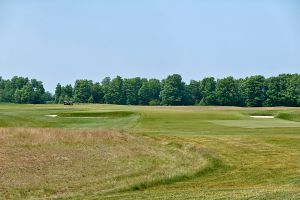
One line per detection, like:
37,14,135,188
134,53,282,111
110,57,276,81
0,74,299,106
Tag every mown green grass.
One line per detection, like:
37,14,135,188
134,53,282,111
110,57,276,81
0,103,300,199
277,111,300,122
0,104,139,129
210,118,300,128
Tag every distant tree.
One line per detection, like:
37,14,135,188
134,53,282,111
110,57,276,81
0,76,48,104
31,79,45,104
54,83,62,103
264,74,300,106
149,99,160,105
186,80,201,105
288,74,300,106
91,82,104,103
42,91,54,103
62,84,73,99
138,79,161,105
13,89,22,103
1,74,299,106
264,75,286,106
88,95,94,103
54,84,74,103
11,76,29,90
160,74,185,105
280,74,300,106
1,79,14,102
241,75,266,107
101,77,111,103
124,77,143,105
296,76,300,106
199,77,216,105
0,77,4,102
20,83,34,103
264,76,279,106
148,79,161,103
215,76,239,106
73,80,93,103
138,80,151,105
104,76,126,104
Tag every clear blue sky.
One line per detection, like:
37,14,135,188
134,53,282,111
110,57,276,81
0,0,299,92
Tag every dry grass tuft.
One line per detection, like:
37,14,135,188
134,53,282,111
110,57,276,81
0,128,131,146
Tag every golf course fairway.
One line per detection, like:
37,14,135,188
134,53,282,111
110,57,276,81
0,104,300,199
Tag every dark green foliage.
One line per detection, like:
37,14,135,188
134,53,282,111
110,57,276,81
199,77,217,105
54,83,62,103
42,91,54,103
185,80,201,105
124,77,143,105
138,79,161,105
264,76,284,106
1,74,299,106
148,79,161,103
104,76,126,104
73,80,93,103
149,99,160,105
91,82,104,103
265,74,300,106
101,77,111,93
138,80,151,105
240,75,266,107
63,84,73,100
31,79,46,104
160,74,185,105
215,76,240,106
0,76,51,104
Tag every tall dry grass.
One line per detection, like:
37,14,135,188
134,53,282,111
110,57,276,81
0,128,208,199
0,128,131,146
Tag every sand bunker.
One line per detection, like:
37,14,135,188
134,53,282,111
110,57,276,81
250,116,274,119
45,115,57,117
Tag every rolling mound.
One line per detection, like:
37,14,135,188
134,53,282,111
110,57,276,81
276,112,300,122
0,128,215,199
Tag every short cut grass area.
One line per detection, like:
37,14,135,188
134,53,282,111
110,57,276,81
209,118,300,128
0,104,300,199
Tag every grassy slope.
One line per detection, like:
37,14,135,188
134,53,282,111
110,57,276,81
0,128,209,199
0,104,300,199
108,107,300,199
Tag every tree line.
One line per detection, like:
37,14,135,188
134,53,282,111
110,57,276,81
0,76,52,104
0,74,299,106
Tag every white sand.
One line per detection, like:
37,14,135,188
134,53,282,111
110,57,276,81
250,116,274,119
45,115,58,117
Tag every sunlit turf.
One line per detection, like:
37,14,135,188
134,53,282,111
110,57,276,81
0,104,139,129
210,118,300,128
0,103,300,199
